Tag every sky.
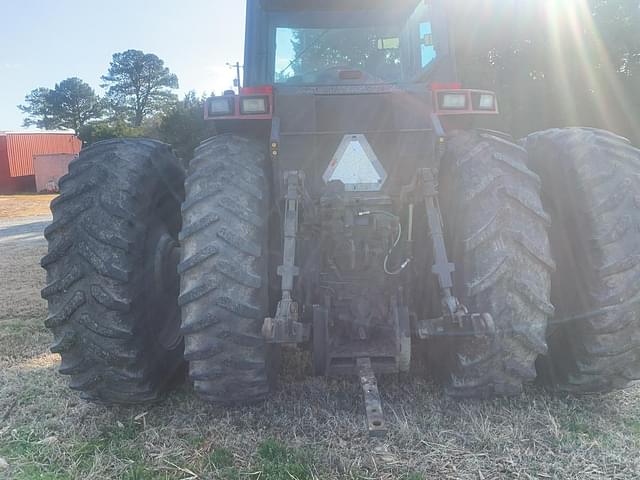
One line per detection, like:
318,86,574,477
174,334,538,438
0,0,247,131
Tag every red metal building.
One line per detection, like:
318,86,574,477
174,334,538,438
0,132,82,193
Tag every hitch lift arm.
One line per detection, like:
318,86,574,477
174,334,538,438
420,168,460,317
403,167,494,338
263,171,310,344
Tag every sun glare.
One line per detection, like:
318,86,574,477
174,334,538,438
545,0,639,133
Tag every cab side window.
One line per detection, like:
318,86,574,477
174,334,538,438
420,21,437,68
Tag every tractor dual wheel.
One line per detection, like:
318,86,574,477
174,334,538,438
526,128,640,393
41,139,185,404
437,130,555,397
179,134,274,404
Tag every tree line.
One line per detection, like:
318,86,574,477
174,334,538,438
451,0,639,145
19,49,214,159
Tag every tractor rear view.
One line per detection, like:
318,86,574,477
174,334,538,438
42,0,640,435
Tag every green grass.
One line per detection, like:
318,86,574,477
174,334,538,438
208,447,235,468
255,438,314,480
400,473,425,480
0,429,72,480
75,421,143,466
3,237,640,479
562,416,600,439
2,434,317,480
207,446,242,480
1,422,160,480
626,419,640,437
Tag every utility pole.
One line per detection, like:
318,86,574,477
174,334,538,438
227,62,243,94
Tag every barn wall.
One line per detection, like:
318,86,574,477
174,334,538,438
0,133,80,193
5,133,82,177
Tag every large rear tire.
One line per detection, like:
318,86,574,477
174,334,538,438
41,139,185,404
179,134,273,404
438,130,555,397
525,128,640,392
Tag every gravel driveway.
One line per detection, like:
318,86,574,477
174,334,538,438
0,215,51,245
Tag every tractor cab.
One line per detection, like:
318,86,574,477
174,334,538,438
244,0,455,87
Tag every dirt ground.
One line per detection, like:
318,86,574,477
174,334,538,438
0,195,56,221
1,219,640,479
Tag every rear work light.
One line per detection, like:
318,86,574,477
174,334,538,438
439,92,467,110
474,93,497,111
240,96,270,115
205,86,273,121
208,97,235,116
432,88,499,115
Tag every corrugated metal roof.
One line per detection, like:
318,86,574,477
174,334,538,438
1,133,82,177
0,130,77,135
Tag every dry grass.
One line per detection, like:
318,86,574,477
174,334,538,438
1,222,640,479
0,195,55,221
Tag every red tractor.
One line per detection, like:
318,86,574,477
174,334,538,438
43,0,640,435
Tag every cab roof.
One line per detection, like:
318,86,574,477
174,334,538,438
259,0,420,11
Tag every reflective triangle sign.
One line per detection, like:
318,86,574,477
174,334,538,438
323,134,387,192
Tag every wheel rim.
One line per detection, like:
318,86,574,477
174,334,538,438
148,225,182,350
